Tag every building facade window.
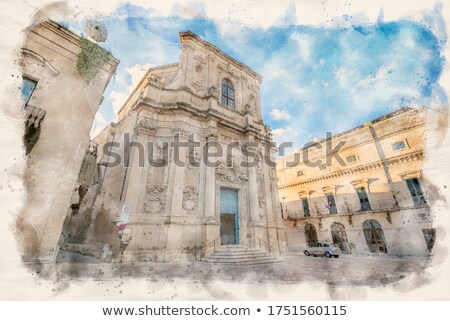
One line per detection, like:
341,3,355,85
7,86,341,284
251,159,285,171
392,140,406,151
326,194,337,214
357,187,371,211
21,77,37,107
346,155,357,163
406,178,426,205
221,78,235,109
302,198,310,217
363,220,387,253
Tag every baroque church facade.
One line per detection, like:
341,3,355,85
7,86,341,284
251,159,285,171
61,31,287,262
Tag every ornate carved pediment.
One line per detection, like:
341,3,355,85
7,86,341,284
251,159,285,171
216,162,248,183
182,186,199,214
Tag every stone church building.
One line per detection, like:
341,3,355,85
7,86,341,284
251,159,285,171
61,31,287,262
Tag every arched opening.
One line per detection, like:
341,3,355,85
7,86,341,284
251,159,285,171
304,223,318,246
363,220,387,253
221,78,235,109
331,222,350,253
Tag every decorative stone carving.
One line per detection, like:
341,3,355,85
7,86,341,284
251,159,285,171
194,54,206,64
146,184,167,194
216,162,248,183
183,186,199,213
172,125,192,138
218,62,237,77
244,104,256,116
144,184,167,215
194,64,203,72
258,197,266,208
148,74,165,88
248,84,258,92
135,116,157,135
208,86,218,98
144,197,165,215
191,80,204,92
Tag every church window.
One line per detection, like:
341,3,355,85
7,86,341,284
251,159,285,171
221,78,235,109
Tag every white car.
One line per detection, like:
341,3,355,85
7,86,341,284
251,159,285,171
304,242,342,258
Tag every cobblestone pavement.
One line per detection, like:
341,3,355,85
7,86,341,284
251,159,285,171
50,251,431,287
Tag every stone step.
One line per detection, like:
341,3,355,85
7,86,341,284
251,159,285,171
203,245,280,265
210,249,270,255
208,252,273,258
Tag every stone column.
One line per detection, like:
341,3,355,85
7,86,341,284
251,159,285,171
121,116,155,211
203,131,220,256
204,132,218,223
167,127,189,217
248,165,260,222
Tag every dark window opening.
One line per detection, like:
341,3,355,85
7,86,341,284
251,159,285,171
406,178,426,205
326,194,337,214
302,198,310,217
357,187,371,211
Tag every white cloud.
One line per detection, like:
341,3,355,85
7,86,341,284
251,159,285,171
272,127,298,144
90,111,109,138
125,63,153,92
110,90,129,117
269,108,292,121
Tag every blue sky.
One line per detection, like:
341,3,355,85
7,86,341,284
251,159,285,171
64,3,446,150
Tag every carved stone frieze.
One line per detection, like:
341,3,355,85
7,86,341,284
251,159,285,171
216,162,248,183
146,184,167,194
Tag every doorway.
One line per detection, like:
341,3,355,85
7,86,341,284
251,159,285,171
363,219,387,253
304,223,318,246
331,222,350,253
220,188,239,245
